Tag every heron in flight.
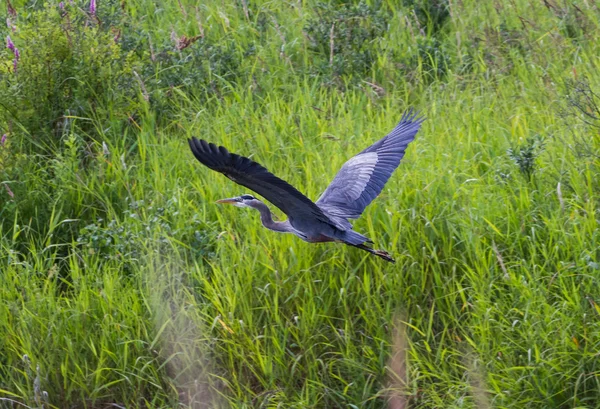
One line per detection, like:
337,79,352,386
189,109,423,263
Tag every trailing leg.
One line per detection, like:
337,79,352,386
347,242,395,263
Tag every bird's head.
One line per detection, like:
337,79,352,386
216,194,260,208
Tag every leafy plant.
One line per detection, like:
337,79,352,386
507,135,546,182
304,1,388,86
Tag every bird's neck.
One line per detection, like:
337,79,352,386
252,201,290,233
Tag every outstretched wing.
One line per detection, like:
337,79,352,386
188,137,337,227
316,109,424,220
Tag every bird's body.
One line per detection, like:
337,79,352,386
189,109,424,262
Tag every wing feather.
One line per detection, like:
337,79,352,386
188,137,337,228
316,109,424,220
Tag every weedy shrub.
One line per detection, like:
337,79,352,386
77,198,217,273
0,132,13,207
465,21,530,77
390,1,452,83
413,36,450,82
0,1,245,156
543,2,596,40
136,37,243,116
402,0,450,35
557,78,600,202
507,134,546,182
0,1,238,260
0,3,141,154
561,78,600,158
304,1,388,87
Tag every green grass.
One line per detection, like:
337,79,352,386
1,0,599,408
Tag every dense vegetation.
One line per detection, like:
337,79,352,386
1,0,599,408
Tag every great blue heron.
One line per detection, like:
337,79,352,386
189,109,424,262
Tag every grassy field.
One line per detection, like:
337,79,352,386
1,0,599,408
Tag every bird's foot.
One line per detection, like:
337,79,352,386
373,249,395,263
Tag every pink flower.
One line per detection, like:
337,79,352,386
90,0,96,15
6,35,15,52
12,48,19,73
7,17,16,31
59,2,65,9
1,134,6,146
6,36,19,72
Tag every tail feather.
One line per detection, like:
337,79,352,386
334,229,394,262
342,229,373,245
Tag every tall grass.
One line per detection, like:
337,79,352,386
1,0,599,408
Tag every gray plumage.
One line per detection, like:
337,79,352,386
188,109,424,262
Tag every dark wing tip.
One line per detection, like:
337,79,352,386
187,138,333,224
400,107,426,126
189,137,231,170
188,137,203,160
